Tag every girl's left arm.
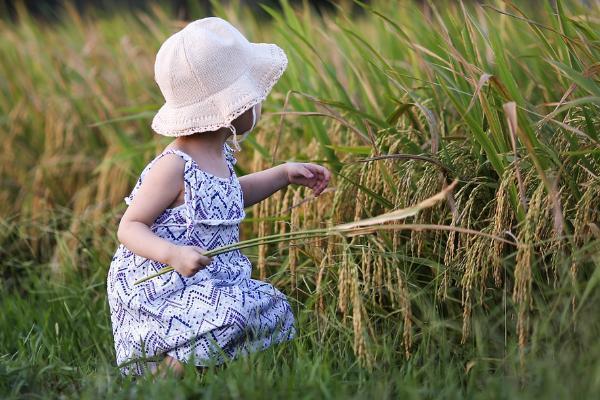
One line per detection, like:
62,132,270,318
238,163,331,208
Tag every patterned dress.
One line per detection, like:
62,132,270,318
106,143,296,376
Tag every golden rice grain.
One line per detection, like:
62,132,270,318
396,267,412,358
289,187,303,292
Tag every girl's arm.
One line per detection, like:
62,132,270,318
117,154,212,277
238,162,331,208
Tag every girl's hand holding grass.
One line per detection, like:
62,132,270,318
167,245,212,277
285,163,331,196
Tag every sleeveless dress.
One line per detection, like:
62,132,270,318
106,143,296,376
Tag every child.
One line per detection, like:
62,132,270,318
106,17,331,377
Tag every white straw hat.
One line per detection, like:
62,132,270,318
151,17,288,137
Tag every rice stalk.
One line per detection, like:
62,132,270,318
491,168,516,286
410,164,442,257
350,259,374,369
277,187,292,254
338,242,351,317
395,266,412,359
361,243,372,304
289,187,302,292
460,235,488,343
314,224,333,316
514,181,546,358
257,197,267,281
571,175,600,304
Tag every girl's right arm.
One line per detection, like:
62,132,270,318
117,154,212,277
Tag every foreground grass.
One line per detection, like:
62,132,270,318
1,264,599,399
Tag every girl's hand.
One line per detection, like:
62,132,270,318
285,163,331,196
168,245,213,277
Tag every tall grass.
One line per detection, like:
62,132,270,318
1,0,599,398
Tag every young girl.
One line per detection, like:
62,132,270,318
106,17,331,377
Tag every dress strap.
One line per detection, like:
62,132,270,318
223,142,237,166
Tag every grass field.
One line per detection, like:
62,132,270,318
1,0,600,398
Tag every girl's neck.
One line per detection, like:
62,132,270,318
170,128,231,159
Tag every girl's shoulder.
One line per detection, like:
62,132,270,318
124,149,190,206
141,149,191,179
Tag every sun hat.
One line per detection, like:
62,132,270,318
151,17,288,138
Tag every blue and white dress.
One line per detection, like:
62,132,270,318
106,143,296,376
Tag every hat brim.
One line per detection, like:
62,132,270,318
151,43,287,137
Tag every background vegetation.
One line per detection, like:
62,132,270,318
1,0,599,398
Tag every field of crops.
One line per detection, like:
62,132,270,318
1,0,599,398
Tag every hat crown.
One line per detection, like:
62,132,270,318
154,17,251,107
